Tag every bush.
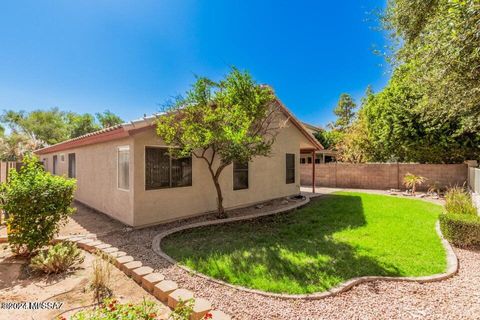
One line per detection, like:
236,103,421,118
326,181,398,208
439,213,480,247
30,241,84,274
444,186,477,216
403,173,426,195
169,298,194,320
1,155,76,254
70,298,159,320
91,252,112,302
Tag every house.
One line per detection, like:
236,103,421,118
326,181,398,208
300,122,337,164
35,98,322,227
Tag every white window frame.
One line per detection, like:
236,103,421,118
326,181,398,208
117,146,130,192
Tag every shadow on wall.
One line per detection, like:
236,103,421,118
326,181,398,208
162,194,402,294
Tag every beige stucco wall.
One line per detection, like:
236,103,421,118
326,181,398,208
38,115,317,227
39,137,135,225
132,117,315,227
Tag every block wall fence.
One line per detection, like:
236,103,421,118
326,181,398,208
300,163,469,191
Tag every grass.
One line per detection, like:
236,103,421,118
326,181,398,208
162,192,446,294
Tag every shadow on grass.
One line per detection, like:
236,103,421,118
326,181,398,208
162,194,402,294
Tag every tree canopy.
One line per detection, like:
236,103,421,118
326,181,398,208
0,108,124,160
95,110,124,129
156,68,282,218
338,0,480,163
331,93,356,131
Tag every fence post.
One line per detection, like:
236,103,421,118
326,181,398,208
397,162,400,190
334,162,337,188
465,160,478,191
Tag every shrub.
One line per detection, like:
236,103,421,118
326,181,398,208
91,252,112,302
30,241,84,274
169,298,194,320
403,173,426,195
1,155,76,254
70,298,159,320
439,213,480,247
444,186,477,216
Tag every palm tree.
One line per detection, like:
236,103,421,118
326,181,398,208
403,173,426,195
0,133,42,161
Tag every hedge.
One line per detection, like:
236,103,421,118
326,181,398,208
439,213,480,247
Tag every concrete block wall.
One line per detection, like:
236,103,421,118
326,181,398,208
301,163,468,191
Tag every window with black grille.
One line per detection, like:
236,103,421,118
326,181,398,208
68,153,76,178
145,147,192,190
233,161,248,190
286,153,295,184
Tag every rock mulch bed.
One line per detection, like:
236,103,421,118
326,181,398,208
0,234,231,320
0,241,171,320
18,193,478,320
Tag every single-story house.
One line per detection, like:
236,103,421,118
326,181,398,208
35,98,322,227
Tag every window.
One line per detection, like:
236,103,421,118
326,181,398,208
307,157,312,164
233,162,248,190
145,147,192,190
118,146,130,190
53,155,58,175
300,158,306,164
42,158,48,171
68,153,76,178
315,157,321,164
325,155,335,163
60,154,65,162
286,153,295,184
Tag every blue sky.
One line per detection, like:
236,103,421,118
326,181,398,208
0,1,388,127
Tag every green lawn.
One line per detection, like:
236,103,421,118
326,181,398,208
162,192,446,294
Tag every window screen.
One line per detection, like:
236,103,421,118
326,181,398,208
233,162,248,190
68,153,76,178
286,153,295,184
118,146,130,190
145,147,192,190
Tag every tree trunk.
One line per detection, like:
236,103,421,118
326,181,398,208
212,176,227,219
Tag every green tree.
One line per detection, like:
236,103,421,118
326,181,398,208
96,110,123,128
156,68,281,218
332,93,356,131
314,129,343,150
0,133,39,161
67,112,100,138
1,108,70,145
340,0,480,163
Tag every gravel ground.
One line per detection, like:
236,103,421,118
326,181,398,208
69,193,479,320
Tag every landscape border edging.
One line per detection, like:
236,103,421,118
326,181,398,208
0,233,231,319
152,196,459,300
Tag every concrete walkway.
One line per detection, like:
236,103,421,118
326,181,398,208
301,186,445,205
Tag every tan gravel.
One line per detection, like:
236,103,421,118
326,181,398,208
71,200,480,320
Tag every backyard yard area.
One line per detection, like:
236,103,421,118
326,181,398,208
162,192,447,294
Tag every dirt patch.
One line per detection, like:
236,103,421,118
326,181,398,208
0,246,170,320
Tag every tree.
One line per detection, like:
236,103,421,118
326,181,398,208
67,112,100,138
1,108,70,145
339,0,480,163
0,133,40,161
314,129,343,150
156,68,282,218
332,94,356,131
96,110,123,128
0,109,124,151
